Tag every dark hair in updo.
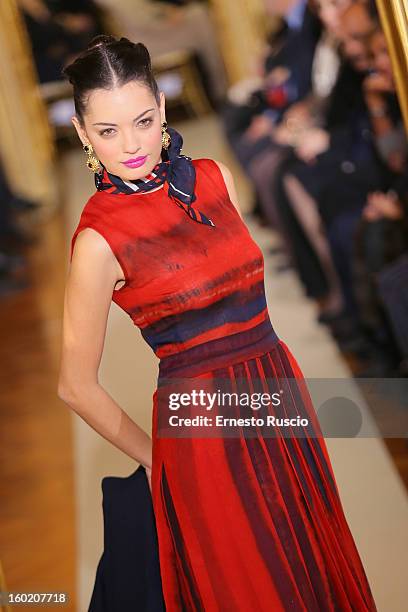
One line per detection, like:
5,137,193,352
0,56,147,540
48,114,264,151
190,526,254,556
63,35,160,123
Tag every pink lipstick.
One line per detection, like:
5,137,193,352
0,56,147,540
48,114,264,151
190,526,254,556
122,155,148,168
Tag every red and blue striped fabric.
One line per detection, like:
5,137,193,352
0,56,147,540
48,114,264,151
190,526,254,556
70,158,377,611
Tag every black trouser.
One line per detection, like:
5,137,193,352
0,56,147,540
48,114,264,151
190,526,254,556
275,157,329,298
326,207,363,316
353,218,408,349
275,150,390,300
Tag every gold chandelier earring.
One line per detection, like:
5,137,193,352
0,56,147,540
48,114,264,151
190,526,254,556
161,121,171,150
83,142,100,173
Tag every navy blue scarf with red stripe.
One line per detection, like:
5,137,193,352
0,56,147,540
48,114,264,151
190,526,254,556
95,126,215,227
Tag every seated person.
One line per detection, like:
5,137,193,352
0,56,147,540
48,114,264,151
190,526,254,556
242,0,348,245
273,0,388,324
19,0,104,83
222,0,321,176
0,165,32,297
329,24,408,374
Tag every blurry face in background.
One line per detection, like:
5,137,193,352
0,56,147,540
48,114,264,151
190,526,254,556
72,80,166,181
370,30,394,85
315,0,353,37
338,3,376,72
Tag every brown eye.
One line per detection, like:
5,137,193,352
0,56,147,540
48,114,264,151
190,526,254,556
138,117,153,128
100,128,115,136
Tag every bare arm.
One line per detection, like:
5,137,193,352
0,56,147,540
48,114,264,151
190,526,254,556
213,160,244,219
57,228,152,471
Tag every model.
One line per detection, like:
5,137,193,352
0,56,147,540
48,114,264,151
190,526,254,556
58,35,377,611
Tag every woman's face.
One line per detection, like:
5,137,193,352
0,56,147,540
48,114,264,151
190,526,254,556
316,0,352,36
370,30,393,84
72,80,166,181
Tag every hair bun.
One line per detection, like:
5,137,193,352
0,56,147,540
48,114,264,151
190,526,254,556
63,35,159,120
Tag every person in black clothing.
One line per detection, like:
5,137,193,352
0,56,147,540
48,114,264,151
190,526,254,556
328,25,408,374
222,0,321,179
0,165,34,297
242,0,354,257
273,1,388,323
20,0,104,83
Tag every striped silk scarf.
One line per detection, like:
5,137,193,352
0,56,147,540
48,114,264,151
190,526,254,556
94,127,215,227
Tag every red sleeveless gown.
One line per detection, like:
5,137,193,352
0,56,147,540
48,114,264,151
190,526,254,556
70,158,377,611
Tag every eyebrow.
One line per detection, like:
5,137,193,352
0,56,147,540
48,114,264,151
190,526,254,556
92,108,155,126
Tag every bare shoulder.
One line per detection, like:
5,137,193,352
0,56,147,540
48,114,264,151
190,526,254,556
212,160,243,218
73,226,112,257
71,227,124,285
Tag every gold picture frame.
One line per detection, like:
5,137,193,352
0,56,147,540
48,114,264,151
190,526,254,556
376,0,408,133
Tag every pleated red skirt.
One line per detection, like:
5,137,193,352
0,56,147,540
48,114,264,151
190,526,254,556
151,330,377,612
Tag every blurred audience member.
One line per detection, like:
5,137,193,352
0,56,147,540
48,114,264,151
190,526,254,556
329,25,408,374
274,1,387,327
243,0,348,253
19,0,104,83
222,0,321,198
375,254,408,375
0,167,32,297
95,0,228,106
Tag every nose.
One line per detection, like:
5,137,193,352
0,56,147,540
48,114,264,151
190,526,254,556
122,128,141,155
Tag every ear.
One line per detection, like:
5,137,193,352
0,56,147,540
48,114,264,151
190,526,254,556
159,91,166,123
71,116,89,147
